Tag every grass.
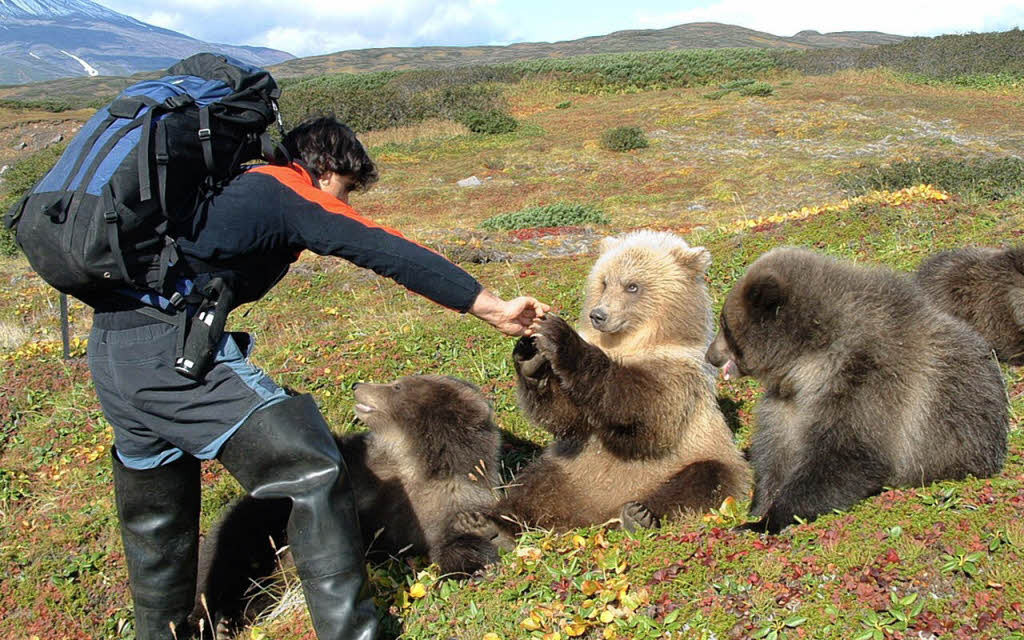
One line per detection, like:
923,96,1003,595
1,69,1024,639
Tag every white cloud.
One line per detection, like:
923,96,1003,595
254,27,377,57
133,10,187,33
632,0,1024,37
101,0,517,56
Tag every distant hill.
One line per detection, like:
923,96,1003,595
269,22,906,78
0,20,908,104
0,0,294,85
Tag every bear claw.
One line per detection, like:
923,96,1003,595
620,501,657,531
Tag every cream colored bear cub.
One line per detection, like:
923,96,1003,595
497,230,752,532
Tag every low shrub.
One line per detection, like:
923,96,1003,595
455,109,518,134
479,202,610,230
838,156,1024,200
600,126,649,152
279,71,509,132
739,80,774,96
555,101,572,109
703,78,772,100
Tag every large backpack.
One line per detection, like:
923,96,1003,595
4,52,287,308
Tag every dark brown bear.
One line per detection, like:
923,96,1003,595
706,247,1009,534
193,375,502,635
490,231,751,534
915,246,1024,365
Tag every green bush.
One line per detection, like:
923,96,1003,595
600,126,649,152
703,78,772,100
278,70,510,132
455,109,518,134
773,29,1024,84
739,81,774,96
555,101,572,109
480,202,610,230
838,156,1024,200
0,143,68,256
509,48,779,93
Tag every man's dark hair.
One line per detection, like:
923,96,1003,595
282,115,379,191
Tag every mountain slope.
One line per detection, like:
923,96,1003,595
0,0,293,85
269,21,906,78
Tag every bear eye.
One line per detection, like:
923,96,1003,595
393,383,403,391
625,283,639,293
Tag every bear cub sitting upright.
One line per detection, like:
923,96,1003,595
194,375,502,635
493,230,751,533
915,246,1024,365
707,247,1009,533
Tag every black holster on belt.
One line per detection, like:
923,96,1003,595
174,276,234,380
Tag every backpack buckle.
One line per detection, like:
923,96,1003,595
198,128,212,141
168,291,186,309
103,210,118,223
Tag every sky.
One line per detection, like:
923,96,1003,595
97,0,1024,58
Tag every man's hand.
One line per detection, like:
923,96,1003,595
470,289,550,337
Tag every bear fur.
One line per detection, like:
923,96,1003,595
493,230,752,533
193,375,502,634
706,247,1009,533
915,246,1024,365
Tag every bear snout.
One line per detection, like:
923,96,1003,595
589,307,609,329
705,334,729,367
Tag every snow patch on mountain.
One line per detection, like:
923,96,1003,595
0,0,139,25
59,49,98,76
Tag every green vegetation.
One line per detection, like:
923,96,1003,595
839,157,1024,201
507,48,780,93
455,108,518,134
599,126,649,152
775,28,1024,85
278,67,519,132
479,202,610,230
703,78,774,99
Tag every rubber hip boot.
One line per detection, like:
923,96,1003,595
218,393,379,640
112,449,201,640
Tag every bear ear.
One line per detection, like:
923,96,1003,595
742,270,787,318
599,236,623,254
672,245,712,274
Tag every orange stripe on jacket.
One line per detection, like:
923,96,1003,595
249,163,434,252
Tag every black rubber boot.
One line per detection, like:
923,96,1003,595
112,449,201,640
218,394,379,640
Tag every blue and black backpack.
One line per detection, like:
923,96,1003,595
4,52,288,308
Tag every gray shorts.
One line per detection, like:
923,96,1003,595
88,321,288,470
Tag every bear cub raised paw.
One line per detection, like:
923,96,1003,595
491,230,752,533
193,375,503,635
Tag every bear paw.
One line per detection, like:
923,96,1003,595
513,336,552,381
450,510,515,551
533,314,579,372
620,501,657,531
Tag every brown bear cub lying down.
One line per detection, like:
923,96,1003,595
490,231,751,534
915,246,1024,365
193,375,502,634
707,247,1009,534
